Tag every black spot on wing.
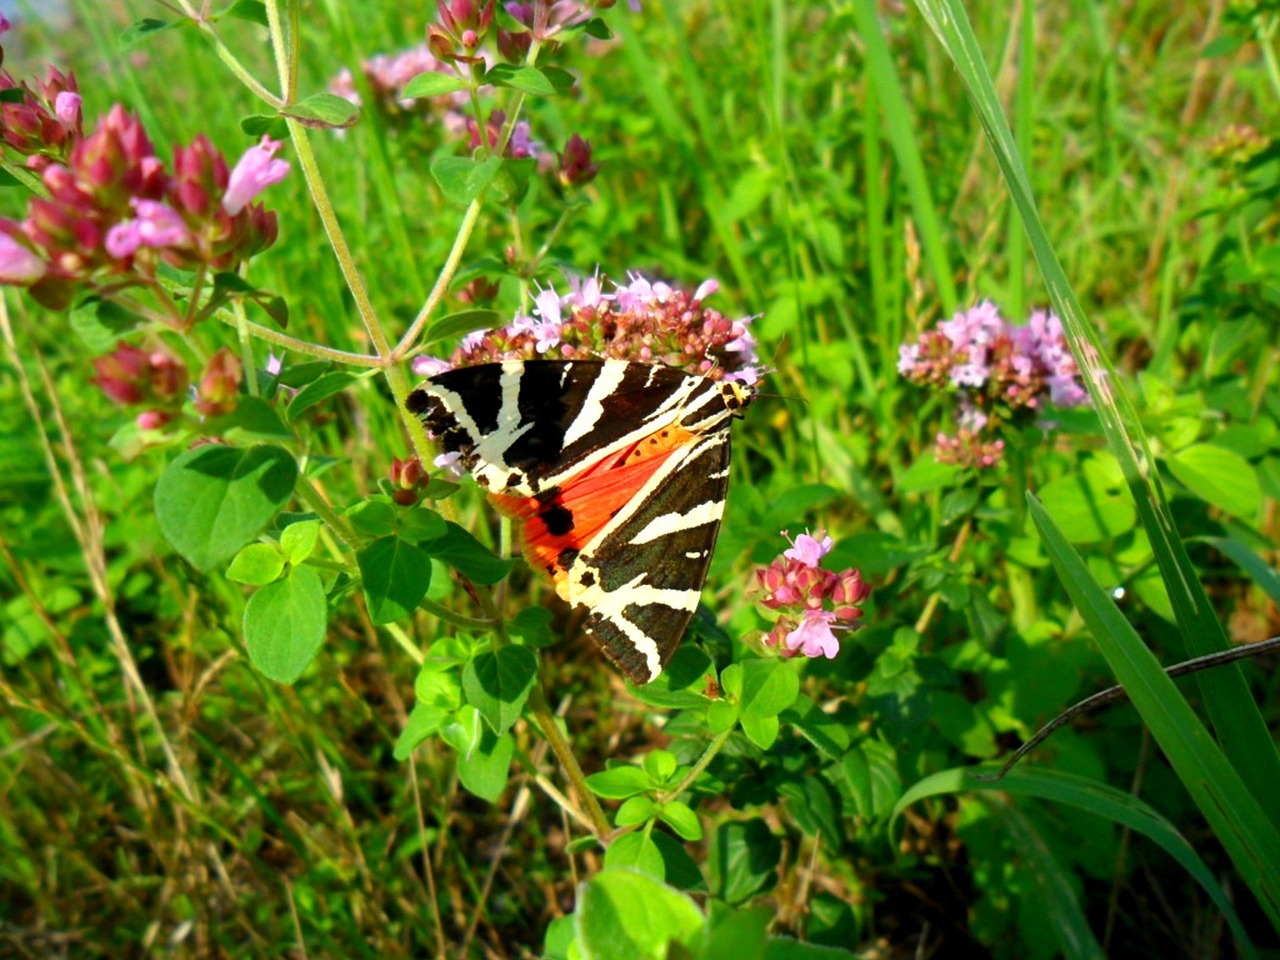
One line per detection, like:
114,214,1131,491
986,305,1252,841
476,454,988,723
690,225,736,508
539,502,575,536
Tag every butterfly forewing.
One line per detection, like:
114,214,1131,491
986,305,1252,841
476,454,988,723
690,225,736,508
408,359,750,683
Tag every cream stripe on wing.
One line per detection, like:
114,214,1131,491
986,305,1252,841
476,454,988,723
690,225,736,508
560,360,629,447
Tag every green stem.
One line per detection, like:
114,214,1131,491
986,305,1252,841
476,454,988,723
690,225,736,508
418,598,496,631
232,297,260,396
285,119,390,358
294,477,361,552
384,622,426,666
658,728,732,804
212,312,383,366
527,684,611,839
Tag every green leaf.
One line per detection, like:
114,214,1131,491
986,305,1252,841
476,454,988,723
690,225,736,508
357,536,432,624
155,444,298,571
422,309,501,347
585,765,652,799
740,715,780,750
710,820,780,905
1199,536,1280,603
243,565,327,684
642,749,677,783
275,361,332,388
398,506,449,544
346,500,398,538
394,701,449,760
401,71,469,98
202,396,293,444
223,0,268,25
696,907,771,960
1037,471,1136,543
894,766,1258,959
762,937,860,959
604,833,664,879
738,659,800,719
462,646,538,735
1168,443,1261,518
431,155,503,205
281,92,360,129
455,727,514,802
615,796,660,827
485,63,558,96
119,18,180,50
286,371,356,421
576,869,703,960
707,699,739,734
510,606,555,647
421,522,514,584
894,451,961,494
659,800,702,841
226,542,284,585
240,114,290,139
71,298,139,352
279,519,320,566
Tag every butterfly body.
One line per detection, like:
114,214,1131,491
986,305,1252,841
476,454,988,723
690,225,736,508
408,359,752,684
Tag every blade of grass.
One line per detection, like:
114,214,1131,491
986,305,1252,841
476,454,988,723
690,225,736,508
846,0,958,314
911,0,1280,822
1028,493,1280,928
894,766,1258,959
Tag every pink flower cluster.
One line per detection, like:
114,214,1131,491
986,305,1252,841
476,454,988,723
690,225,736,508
754,531,869,660
0,100,288,309
898,302,1088,468
329,43,468,116
414,271,762,384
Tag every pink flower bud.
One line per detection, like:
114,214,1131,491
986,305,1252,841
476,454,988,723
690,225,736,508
558,133,598,187
0,232,46,284
194,348,243,416
390,456,426,504
223,137,289,216
93,342,151,406
136,409,173,430
148,351,188,400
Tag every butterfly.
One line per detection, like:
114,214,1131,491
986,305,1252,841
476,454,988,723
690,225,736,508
408,358,753,684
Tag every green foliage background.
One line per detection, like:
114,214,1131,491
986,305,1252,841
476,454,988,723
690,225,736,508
2,0,1279,957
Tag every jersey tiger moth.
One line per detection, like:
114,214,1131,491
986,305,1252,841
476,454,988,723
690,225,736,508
408,358,753,684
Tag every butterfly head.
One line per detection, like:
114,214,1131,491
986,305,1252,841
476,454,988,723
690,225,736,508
719,378,755,418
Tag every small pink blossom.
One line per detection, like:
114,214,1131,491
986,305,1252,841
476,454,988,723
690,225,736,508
783,530,833,567
434,450,464,479
54,92,82,127
785,610,841,659
0,14,9,34
223,137,289,215
0,233,47,284
412,355,453,377
105,199,190,258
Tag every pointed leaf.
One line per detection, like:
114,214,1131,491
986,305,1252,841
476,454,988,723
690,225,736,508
358,535,432,624
462,645,538,734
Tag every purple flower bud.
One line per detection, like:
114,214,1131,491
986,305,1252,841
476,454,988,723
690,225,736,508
93,342,151,406
0,232,46,284
0,14,11,34
783,530,833,568
223,137,289,216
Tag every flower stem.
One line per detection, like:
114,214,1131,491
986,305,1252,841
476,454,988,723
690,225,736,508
658,727,732,804
527,684,611,839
